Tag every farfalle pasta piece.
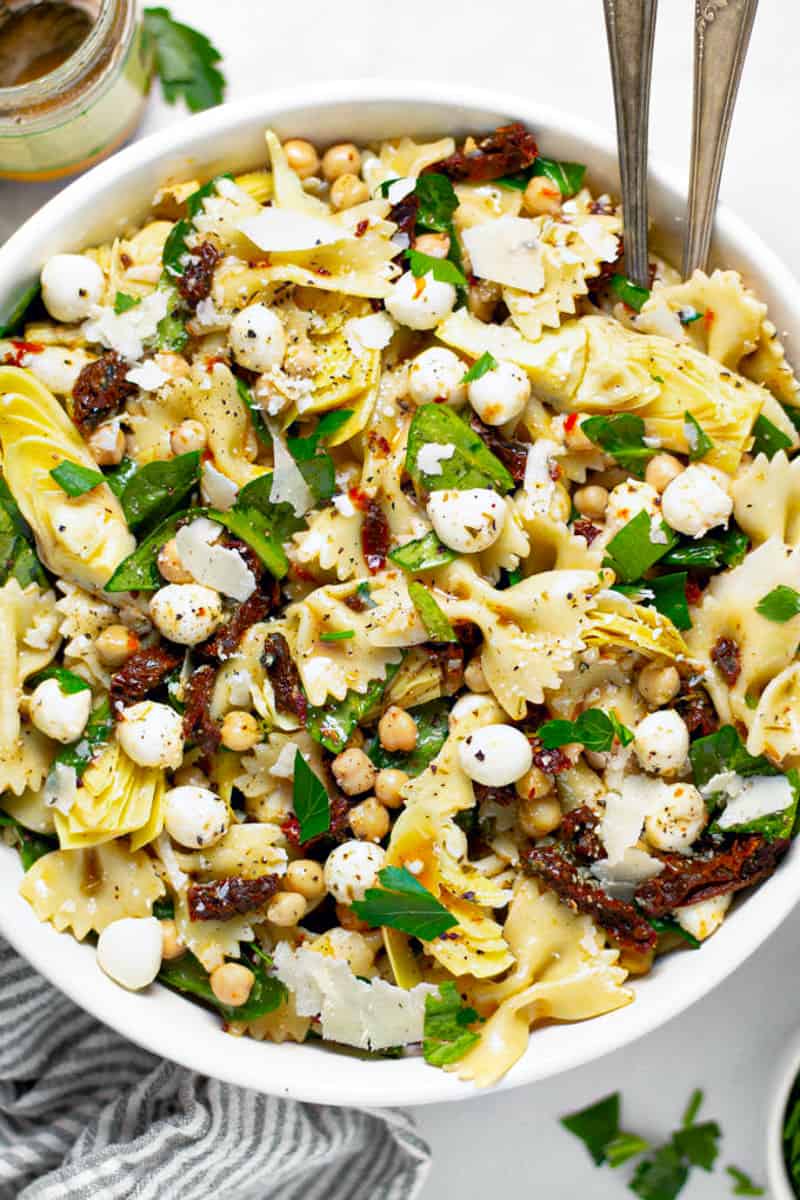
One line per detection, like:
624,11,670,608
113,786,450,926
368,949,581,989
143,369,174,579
732,451,800,547
188,361,265,487
363,135,456,192
123,373,195,463
19,839,164,940
637,269,765,368
174,894,256,973
0,725,53,800
105,221,172,297
0,580,60,758
0,368,135,590
173,822,287,880
451,882,631,1085
746,662,800,763
239,992,311,1044
236,730,324,823
291,506,366,582
53,742,165,851
740,317,800,407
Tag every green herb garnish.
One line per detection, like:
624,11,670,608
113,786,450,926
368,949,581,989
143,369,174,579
292,753,330,843
388,532,457,572
726,1166,764,1195
52,697,113,780
0,280,40,338
142,7,225,112
538,708,633,753
461,352,498,385
28,666,91,695
50,460,106,497
0,473,47,587
683,411,714,461
367,698,448,777
319,629,355,642
406,403,514,494
581,413,656,477
307,662,401,754
615,572,691,631
408,581,458,642
288,409,354,461
610,274,650,312
158,951,286,1022
751,413,793,459
351,865,458,939
662,525,748,570
236,377,271,447
114,292,140,314
603,509,677,583
422,981,480,1066
647,915,701,950
756,584,800,623
497,156,586,196
406,248,467,286
561,1093,624,1165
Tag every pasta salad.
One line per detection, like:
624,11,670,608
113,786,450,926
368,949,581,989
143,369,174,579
1,121,798,1085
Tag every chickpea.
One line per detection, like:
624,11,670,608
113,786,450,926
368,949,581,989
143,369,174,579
573,485,609,520
464,655,489,693
645,453,684,493
467,278,501,322
564,415,595,452
210,962,254,1007
413,232,451,259
321,142,361,181
336,902,370,932
88,422,125,466
515,765,553,801
349,796,390,842
154,351,191,379
170,419,207,456
331,747,376,796
160,918,185,960
95,623,139,668
523,175,562,216
378,706,418,753
173,764,210,789
518,795,562,838
285,858,325,901
638,661,681,707
266,891,307,927
326,928,379,976
330,173,370,211
157,538,193,584
374,767,408,809
220,710,262,752
283,138,320,180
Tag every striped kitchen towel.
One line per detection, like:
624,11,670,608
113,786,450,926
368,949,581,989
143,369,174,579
0,937,431,1200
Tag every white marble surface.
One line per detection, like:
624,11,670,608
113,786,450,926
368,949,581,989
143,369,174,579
3,1,800,1194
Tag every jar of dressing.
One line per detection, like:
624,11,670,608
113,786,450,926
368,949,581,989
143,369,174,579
0,0,152,181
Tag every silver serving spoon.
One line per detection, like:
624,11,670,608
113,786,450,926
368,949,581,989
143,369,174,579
603,0,658,289
684,0,758,277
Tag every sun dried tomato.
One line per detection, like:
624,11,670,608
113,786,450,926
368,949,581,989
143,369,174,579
281,790,350,851
711,636,742,686
3,339,44,367
199,587,278,663
109,644,183,713
423,123,538,184
560,805,605,864
71,351,137,434
531,744,571,775
634,834,789,917
469,414,528,483
523,844,657,951
573,519,601,545
187,873,280,921
473,782,517,807
182,664,221,762
387,191,420,264
262,632,307,723
178,240,221,308
675,688,719,737
361,498,389,574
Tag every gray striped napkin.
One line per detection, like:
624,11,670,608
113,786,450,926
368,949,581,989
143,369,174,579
0,937,431,1199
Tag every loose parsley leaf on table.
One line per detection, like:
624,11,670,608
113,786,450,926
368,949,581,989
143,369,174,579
351,865,458,939
142,7,226,112
538,708,633,753
292,753,330,843
560,1093,623,1165
726,1166,764,1195
581,413,656,477
756,584,800,623
422,981,480,1066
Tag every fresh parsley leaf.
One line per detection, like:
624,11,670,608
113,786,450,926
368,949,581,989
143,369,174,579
366,698,449,777
647,915,701,950
630,1143,689,1200
683,411,714,461
159,950,286,1022
351,865,458,939
52,697,112,780
422,981,480,1066
756,584,800,623
610,273,650,311
689,725,779,792
388,531,457,572
603,510,677,583
663,525,748,570
0,279,40,337
28,666,90,695
319,629,354,642
581,414,656,477
538,708,633,753
560,1093,621,1165
406,248,467,286
532,156,587,196
307,662,401,754
292,753,330,842
726,1166,764,1195
236,377,271,447
751,413,793,459
406,403,515,494
605,1134,651,1168
461,352,498,384
413,173,459,231
49,460,105,497
114,291,140,314
142,7,225,112
117,451,200,531
408,581,458,642
672,1121,720,1171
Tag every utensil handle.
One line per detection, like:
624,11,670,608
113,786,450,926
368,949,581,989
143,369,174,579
683,0,759,276
603,0,658,289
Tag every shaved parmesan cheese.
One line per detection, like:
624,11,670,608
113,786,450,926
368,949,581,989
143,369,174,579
715,774,795,831
592,847,665,884
175,517,256,602
239,208,353,252
344,312,396,356
573,218,620,263
126,361,169,391
599,776,670,865
82,290,169,361
522,438,561,515
201,461,239,510
462,217,545,293
269,742,299,779
273,941,436,1050
43,763,78,814
416,442,455,477
269,434,314,517
332,493,356,517
675,893,731,941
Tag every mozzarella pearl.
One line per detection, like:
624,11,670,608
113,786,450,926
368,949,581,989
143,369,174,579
604,479,661,539
229,303,286,372
27,347,89,395
634,710,690,776
323,840,386,905
427,488,507,553
674,893,731,941
96,916,163,991
29,678,91,744
660,464,733,538
467,360,530,426
644,781,707,852
149,584,224,646
408,347,466,406
163,785,229,849
117,701,184,769
458,724,533,787
384,269,456,330
40,253,105,323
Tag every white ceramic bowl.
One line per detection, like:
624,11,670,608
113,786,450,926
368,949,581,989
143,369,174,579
2,81,800,1108
767,1032,800,1198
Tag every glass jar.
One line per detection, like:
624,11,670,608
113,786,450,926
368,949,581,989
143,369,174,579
0,0,152,181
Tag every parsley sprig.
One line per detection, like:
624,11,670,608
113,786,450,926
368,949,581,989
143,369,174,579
538,708,633,753
143,8,226,112
351,865,457,940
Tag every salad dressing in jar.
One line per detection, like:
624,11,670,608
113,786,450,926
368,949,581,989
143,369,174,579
0,0,151,180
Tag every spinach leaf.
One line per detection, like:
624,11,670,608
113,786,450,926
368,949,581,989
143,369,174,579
408,581,457,642
118,451,200,530
52,697,113,780
414,173,459,231
406,403,514,493
50,461,106,497
0,473,47,587
104,456,139,498
235,377,271,447
689,724,779,792
158,950,286,1022
751,413,792,459
683,412,714,461
496,157,586,197
307,661,401,754
297,453,336,503
0,280,41,338
388,532,457,572
662,525,748,570
236,473,307,542
615,572,691,631
211,505,289,579
105,510,198,592
581,413,656,477
602,510,677,583
366,698,449,776
610,274,650,311
647,915,700,950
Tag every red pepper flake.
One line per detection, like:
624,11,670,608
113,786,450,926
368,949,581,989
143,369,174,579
367,431,391,457
355,219,369,238
684,577,703,605
5,339,44,366
248,257,272,268
572,518,601,545
564,412,579,433
413,276,426,299
348,486,370,512
361,498,389,574
704,307,716,331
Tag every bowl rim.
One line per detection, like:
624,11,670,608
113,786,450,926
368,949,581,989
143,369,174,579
2,78,800,1108
767,1029,800,1198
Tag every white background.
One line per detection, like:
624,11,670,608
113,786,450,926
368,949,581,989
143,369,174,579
3,2,800,1195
